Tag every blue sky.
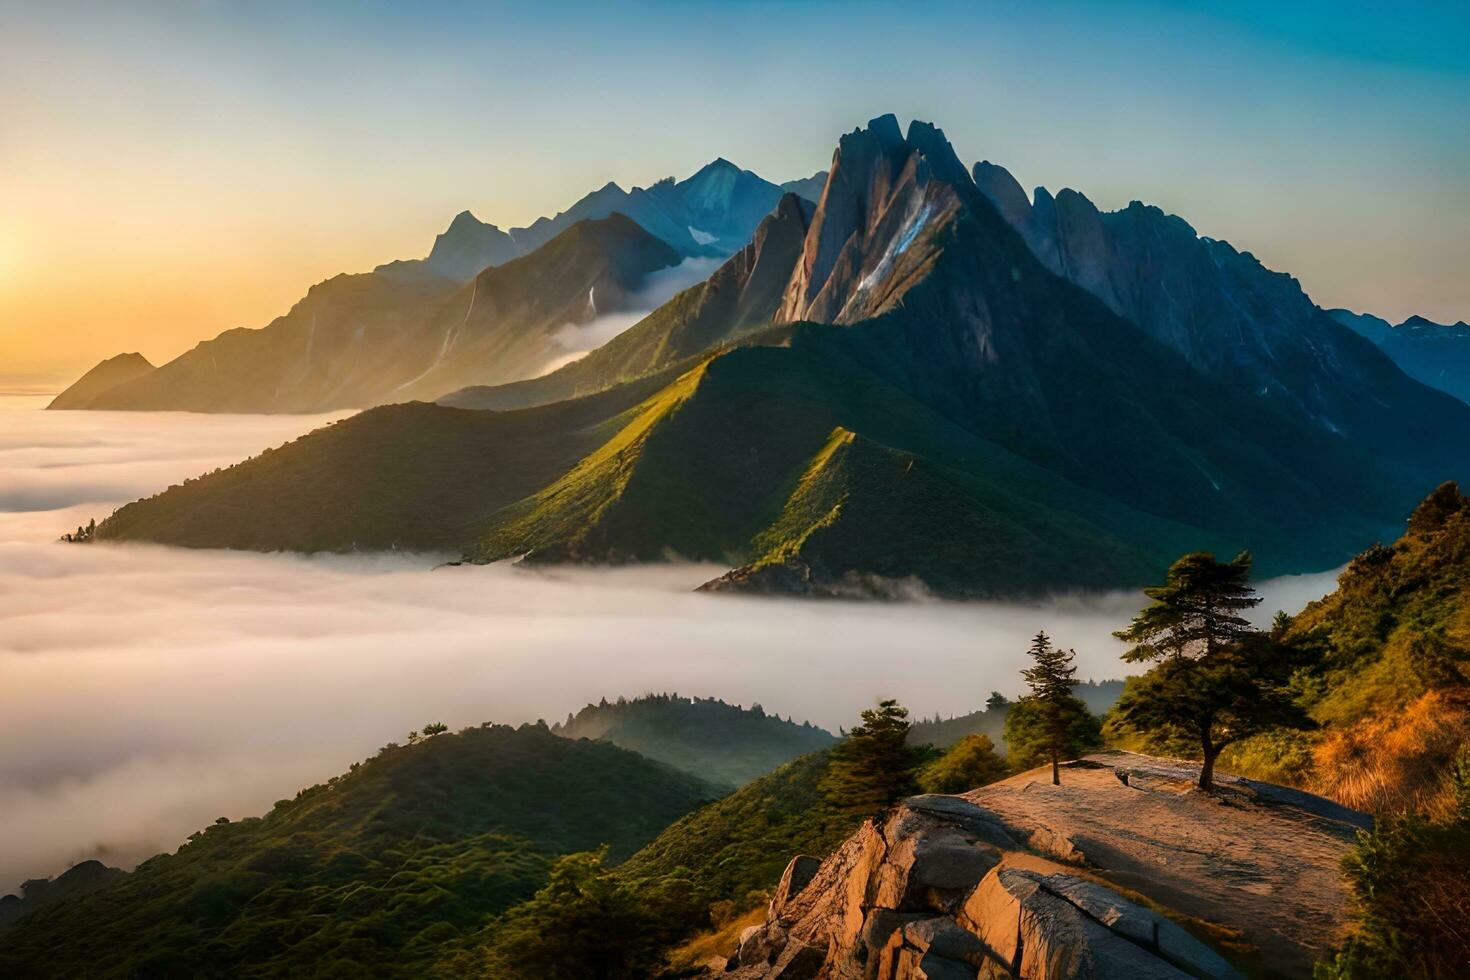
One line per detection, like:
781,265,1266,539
2,0,1467,380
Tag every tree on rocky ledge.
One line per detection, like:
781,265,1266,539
821,699,924,815
1112,551,1309,791
1006,632,1100,785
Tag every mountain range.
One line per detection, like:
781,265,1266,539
48,160,827,413
78,114,1470,598
1328,309,1470,406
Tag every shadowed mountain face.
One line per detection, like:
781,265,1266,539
88,115,1470,597
1328,308,1470,406
970,161,1470,486
59,216,680,413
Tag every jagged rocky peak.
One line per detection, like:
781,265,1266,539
778,114,970,325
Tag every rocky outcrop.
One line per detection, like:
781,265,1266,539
717,752,1365,979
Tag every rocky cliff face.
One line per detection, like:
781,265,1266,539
778,115,960,325
718,753,1365,979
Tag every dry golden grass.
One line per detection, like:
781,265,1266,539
1311,689,1470,818
663,905,766,974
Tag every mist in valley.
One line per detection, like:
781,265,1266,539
0,396,1341,890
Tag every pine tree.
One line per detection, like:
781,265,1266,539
1111,551,1307,790
1007,632,1097,785
1114,551,1260,662
820,699,924,815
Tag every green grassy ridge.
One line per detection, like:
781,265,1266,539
552,694,836,790
518,337,1229,595
725,426,1167,596
92,371,675,552
1285,482,1470,726
0,724,718,978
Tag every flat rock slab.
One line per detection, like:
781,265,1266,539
965,751,1363,976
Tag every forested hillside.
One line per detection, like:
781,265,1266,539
553,693,835,789
0,724,717,978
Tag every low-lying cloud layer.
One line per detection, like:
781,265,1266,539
0,396,1341,890
542,256,725,373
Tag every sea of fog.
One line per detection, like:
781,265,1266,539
0,394,1342,889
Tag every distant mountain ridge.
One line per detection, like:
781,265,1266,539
971,161,1463,462
376,157,826,283
53,216,679,413
49,159,825,413
443,192,816,410
1327,308,1470,406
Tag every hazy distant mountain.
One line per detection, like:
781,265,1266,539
443,192,816,410
1328,308,1470,406
374,209,521,281
54,216,679,413
779,170,828,203
552,693,835,790
51,158,820,413
45,353,154,410
377,159,825,284
91,114,1470,599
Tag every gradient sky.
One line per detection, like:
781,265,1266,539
2,0,1467,386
